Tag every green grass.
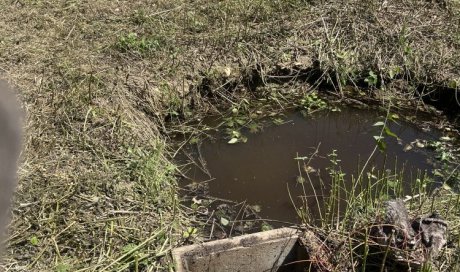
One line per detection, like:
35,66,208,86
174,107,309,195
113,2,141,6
294,146,460,271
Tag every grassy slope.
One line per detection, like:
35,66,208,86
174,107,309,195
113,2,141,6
0,0,459,271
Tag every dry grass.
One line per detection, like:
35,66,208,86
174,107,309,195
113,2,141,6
0,0,459,271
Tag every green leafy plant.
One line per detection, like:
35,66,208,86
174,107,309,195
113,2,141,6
224,106,251,144
30,235,39,246
182,227,198,239
364,70,378,86
227,130,247,144
426,137,460,188
399,25,413,56
299,92,328,113
388,66,402,79
220,217,230,226
448,79,459,89
261,222,273,231
372,113,399,152
55,263,71,272
116,32,163,55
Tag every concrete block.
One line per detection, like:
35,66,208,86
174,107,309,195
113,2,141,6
172,227,307,272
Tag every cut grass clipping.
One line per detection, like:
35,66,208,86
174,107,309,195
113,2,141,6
0,0,459,270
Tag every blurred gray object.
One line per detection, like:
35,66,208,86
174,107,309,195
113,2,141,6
0,80,22,246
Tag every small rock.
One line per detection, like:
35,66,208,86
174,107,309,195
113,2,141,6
416,141,425,148
403,144,413,152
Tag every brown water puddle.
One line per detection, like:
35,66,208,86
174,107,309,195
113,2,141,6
180,108,439,224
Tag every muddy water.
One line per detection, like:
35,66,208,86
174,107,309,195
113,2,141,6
182,108,438,223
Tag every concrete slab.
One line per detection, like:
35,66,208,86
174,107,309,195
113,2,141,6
172,227,306,272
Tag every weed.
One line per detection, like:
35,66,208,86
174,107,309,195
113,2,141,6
291,116,459,271
364,70,378,87
55,263,71,272
223,105,252,144
182,227,198,239
127,144,178,206
372,112,399,152
388,66,402,80
261,222,273,231
29,236,39,246
299,92,328,114
116,32,164,56
426,137,460,189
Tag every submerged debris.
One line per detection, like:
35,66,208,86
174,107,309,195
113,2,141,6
412,212,448,259
295,199,448,272
370,199,448,270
